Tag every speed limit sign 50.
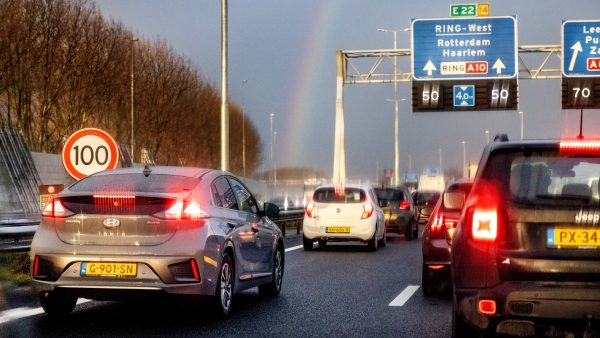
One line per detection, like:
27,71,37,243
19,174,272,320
62,128,120,180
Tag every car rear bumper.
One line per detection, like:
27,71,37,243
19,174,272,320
455,282,600,336
303,218,376,241
422,237,451,264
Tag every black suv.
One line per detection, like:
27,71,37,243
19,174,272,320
451,136,600,337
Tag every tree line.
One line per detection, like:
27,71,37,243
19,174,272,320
0,0,261,174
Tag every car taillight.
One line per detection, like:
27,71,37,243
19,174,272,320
158,200,209,220
42,199,73,218
190,259,200,281
33,255,39,277
361,202,374,219
399,200,410,210
478,299,496,315
306,201,315,219
472,208,498,241
559,137,600,153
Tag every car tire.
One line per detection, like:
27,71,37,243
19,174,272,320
422,265,434,297
367,226,378,251
213,253,234,318
303,235,313,251
404,221,413,241
259,248,284,297
452,292,481,338
412,220,419,239
378,228,386,247
39,291,77,317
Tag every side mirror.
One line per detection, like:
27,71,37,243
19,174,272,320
263,202,280,218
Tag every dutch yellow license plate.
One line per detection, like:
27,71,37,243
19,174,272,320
326,226,350,233
547,227,600,248
81,262,137,277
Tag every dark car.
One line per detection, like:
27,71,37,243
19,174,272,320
374,186,418,240
451,136,600,337
422,180,472,296
413,190,441,224
30,166,284,317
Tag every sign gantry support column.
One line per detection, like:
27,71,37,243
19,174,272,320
333,50,346,186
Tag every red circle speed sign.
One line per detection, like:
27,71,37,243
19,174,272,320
62,128,120,180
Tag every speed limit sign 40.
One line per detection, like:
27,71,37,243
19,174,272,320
62,128,120,180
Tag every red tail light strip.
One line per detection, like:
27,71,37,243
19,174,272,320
559,138,600,153
33,256,39,277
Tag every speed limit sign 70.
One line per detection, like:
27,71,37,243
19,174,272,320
62,128,120,180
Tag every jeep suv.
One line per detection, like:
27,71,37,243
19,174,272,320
451,136,600,337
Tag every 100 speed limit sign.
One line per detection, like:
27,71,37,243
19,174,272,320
62,128,120,180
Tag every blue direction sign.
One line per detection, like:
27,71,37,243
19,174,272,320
453,85,475,106
412,16,517,80
562,20,600,77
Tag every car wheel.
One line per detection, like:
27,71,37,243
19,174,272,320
367,226,378,251
259,247,284,297
404,221,413,241
303,235,313,251
213,253,234,317
378,227,386,247
39,291,77,317
452,292,481,338
422,265,434,297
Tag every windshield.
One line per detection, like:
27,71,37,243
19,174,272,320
486,150,600,206
313,187,367,203
69,174,200,194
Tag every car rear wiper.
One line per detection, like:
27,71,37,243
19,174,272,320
535,194,590,201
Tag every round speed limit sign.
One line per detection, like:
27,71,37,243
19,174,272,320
62,128,120,180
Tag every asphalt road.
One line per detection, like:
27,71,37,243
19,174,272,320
0,226,452,338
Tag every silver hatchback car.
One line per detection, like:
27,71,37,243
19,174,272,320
30,166,284,317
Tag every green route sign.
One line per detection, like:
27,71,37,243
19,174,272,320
450,4,490,17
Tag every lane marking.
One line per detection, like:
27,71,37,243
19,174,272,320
388,285,420,307
0,298,91,324
285,245,303,252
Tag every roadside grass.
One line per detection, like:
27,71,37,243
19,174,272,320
0,252,31,286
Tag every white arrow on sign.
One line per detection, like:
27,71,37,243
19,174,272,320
568,41,583,72
423,60,436,76
492,59,506,74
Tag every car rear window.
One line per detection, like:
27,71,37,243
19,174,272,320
313,187,366,203
415,192,440,203
69,174,199,193
375,189,405,201
484,150,600,206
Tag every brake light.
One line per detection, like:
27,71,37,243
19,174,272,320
399,200,410,210
478,299,496,315
42,199,72,218
559,137,600,153
361,202,374,219
306,201,315,219
431,212,444,231
190,259,200,281
472,208,498,241
161,201,208,220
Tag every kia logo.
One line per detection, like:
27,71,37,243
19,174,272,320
103,218,120,229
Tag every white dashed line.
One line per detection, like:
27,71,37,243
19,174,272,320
285,244,303,252
388,285,420,307
0,298,91,324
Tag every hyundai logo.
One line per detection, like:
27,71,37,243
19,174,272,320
103,217,120,229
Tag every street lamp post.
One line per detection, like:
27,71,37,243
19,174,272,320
130,36,138,161
270,113,275,183
519,111,524,140
241,80,247,177
273,131,277,187
462,140,466,179
221,0,229,171
439,148,443,175
378,28,400,186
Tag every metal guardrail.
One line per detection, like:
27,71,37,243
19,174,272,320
0,213,40,252
270,207,305,237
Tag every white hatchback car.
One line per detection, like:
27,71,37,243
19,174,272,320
303,185,386,251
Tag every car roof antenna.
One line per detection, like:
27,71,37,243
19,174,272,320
143,165,152,177
578,107,584,140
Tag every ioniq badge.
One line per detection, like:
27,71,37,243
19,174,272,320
103,217,120,229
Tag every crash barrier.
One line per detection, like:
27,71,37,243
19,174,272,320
270,207,305,237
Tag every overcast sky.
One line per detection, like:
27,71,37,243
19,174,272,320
95,0,600,181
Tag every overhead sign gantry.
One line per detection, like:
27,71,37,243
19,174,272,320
411,16,518,111
561,20,600,109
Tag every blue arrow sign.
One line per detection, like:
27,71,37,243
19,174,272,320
453,85,475,106
411,16,517,80
562,20,600,77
